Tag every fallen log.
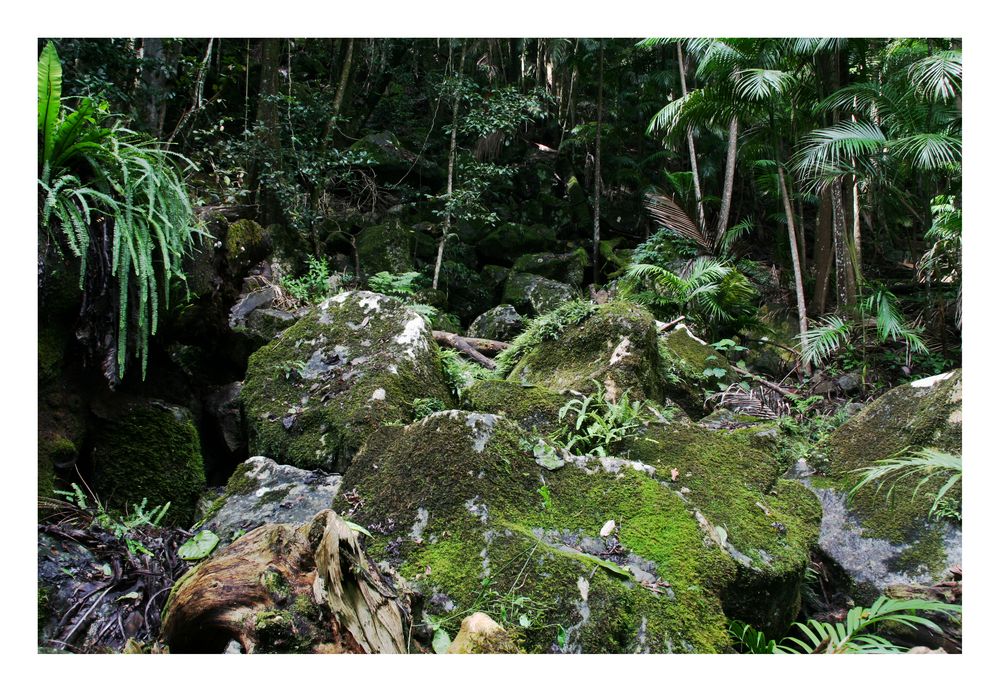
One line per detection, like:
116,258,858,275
655,315,686,332
432,331,500,369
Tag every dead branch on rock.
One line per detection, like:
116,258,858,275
432,331,502,369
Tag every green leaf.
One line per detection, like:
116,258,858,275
518,614,531,627
432,627,452,654
38,41,63,165
593,556,631,578
178,530,220,561
344,520,373,538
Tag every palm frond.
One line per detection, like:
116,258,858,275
909,50,962,102
850,448,961,517
800,315,852,366
643,190,711,251
892,132,962,170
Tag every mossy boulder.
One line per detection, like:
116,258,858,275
225,219,270,275
477,223,558,264
809,370,962,594
658,325,738,418
349,131,443,184
241,291,454,473
462,380,569,436
467,305,526,343
356,222,421,276
503,273,577,317
511,249,590,286
336,410,819,651
92,401,206,526
507,301,665,402
439,261,494,324
446,613,520,653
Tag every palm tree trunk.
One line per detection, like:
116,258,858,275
432,40,468,291
812,187,834,313
778,167,811,376
592,41,604,284
716,117,739,240
677,43,706,235
832,181,857,309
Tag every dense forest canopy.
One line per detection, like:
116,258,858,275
36,37,964,657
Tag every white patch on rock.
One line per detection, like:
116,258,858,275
358,293,384,314
609,336,632,366
371,388,386,401
911,371,953,388
409,507,429,542
330,292,351,304
394,316,427,360
577,575,589,601
465,497,490,523
464,413,498,453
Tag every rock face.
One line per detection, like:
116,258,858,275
199,457,343,546
356,222,421,276
463,380,569,436
333,410,820,652
477,223,557,265
502,272,577,316
91,400,206,526
241,291,453,472
809,370,962,597
507,301,666,402
467,305,526,343
658,324,738,418
511,249,589,286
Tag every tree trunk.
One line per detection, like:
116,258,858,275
332,38,354,119
812,187,834,314
140,38,166,137
778,166,812,376
831,181,857,309
432,40,467,291
676,43,706,235
592,41,604,284
717,117,739,240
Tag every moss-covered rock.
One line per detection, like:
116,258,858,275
467,305,526,343
477,223,558,264
511,249,590,286
356,222,422,276
462,380,569,436
439,261,494,324
810,370,962,593
628,423,821,635
507,301,665,402
658,325,738,417
446,613,520,653
335,409,819,651
92,401,206,526
502,272,578,316
241,291,454,472
225,219,270,275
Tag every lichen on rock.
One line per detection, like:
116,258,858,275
241,291,454,472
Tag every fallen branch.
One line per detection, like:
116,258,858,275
732,365,798,400
656,315,686,332
432,331,501,369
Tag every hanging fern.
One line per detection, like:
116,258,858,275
38,42,201,382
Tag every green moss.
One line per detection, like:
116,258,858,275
260,567,292,599
462,381,569,436
255,487,292,507
224,464,261,496
890,531,947,576
225,219,269,272
38,435,76,499
658,326,737,417
241,291,454,471
507,301,665,402
511,248,589,286
92,403,206,526
356,222,420,275
822,371,962,544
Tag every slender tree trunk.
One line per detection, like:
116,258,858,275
140,38,166,137
831,181,857,309
716,117,739,240
332,38,354,118
432,41,468,291
592,41,604,284
677,43,706,236
250,38,285,224
812,187,834,314
851,175,863,274
166,38,214,145
778,167,811,376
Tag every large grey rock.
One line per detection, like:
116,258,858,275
200,457,343,546
502,272,577,316
467,305,525,342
